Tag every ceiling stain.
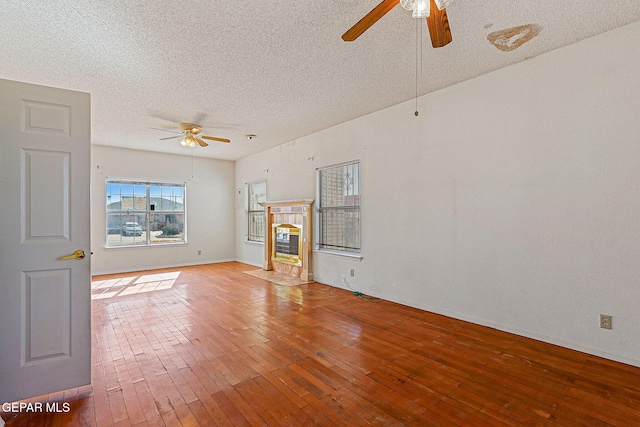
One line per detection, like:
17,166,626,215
487,24,543,52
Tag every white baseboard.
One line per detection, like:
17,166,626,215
320,281,640,369
410,302,640,368
91,258,236,276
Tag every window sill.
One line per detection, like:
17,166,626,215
244,239,264,246
104,241,187,249
314,248,362,261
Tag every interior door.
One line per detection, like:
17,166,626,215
0,78,91,403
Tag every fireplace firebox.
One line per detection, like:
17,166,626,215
272,224,302,266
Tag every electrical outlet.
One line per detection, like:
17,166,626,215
600,314,612,330
341,274,347,283
350,269,355,277
197,250,201,255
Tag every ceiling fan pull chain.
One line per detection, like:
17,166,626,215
415,17,419,117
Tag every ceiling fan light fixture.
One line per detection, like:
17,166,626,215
400,0,416,11
412,0,430,18
434,0,452,10
181,134,198,147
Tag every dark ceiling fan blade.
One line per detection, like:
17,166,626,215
342,0,399,42
426,0,452,48
159,135,182,140
195,138,209,147
201,135,231,143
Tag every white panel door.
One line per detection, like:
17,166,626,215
0,78,91,402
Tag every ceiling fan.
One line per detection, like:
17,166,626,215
342,0,453,48
154,123,230,148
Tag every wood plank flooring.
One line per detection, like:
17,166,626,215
2,261,640,426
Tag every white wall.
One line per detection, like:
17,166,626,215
92,145,235,274
235,21,640,366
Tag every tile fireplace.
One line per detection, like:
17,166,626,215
259,199,314,281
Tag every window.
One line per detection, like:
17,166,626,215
106,179,186,247
246,180,266,242
317,161,360,253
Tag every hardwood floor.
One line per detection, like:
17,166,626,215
2,262,640,426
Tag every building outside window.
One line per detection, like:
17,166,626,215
247,180,266,242
106,179,186,247
317,161,360,253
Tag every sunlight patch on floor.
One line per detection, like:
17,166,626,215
91,272,180,299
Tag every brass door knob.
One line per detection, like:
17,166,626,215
59,250,86,260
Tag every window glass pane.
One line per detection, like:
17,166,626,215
134,185,146,197
346,162,360,200
160,187,170,210
106,212,124,237
119,184,134,211
247,181,266,242
106,183,121,211
173,187,184,207
149,185,161,211
248,211,265,242
318,162,360,252
249,181,266,211
106,213,146,246
106,180,185,247
120,184,133,196
320,163,360,208
156,186,183,211
119,185,147,211
150,213,185,244
319,208,360,252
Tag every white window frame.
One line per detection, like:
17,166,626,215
246,180,267,244
105,178,187,248
315,161,361,256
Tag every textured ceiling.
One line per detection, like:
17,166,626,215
2,1,640,160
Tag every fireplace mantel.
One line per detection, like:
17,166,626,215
259,199,314,281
